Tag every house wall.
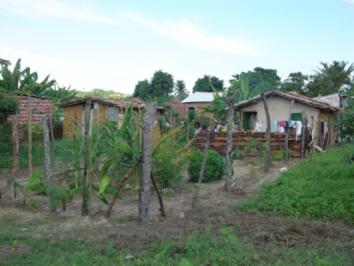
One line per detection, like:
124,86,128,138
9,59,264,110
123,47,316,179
239,96,320,131
7,95,53,124
63,105,84,139
183,102,212,119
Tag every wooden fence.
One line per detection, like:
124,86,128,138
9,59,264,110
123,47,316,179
195,131,302,157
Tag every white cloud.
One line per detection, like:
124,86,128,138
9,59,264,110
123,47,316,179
0,0,118,25
128,15,263,56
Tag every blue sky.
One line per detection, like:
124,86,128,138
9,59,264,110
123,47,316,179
1,0,354,94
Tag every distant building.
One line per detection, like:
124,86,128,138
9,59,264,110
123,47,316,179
61,97,163,139
181,92,217,118
314,93,348,109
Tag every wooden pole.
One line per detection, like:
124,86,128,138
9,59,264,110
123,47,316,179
300,115,307,159
138,102,156,223
192,119,215,207
81,102,91,216
42,115,54,211
225,97,236,191
285,100,294,162
261,93,272,172
28,93,32,176
11,115,19,202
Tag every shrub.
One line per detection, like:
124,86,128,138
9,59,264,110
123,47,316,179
237,143,354,223
188,149,224,182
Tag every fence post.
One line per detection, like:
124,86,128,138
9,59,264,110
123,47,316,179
81,102,91,216
11,115,19,202
285,100,294,161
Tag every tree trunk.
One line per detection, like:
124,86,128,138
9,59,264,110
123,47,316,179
138,102,156,223
285,100,294,162
11,115,19,202
192,120,215,207
151,172,166,217
43,116,54,211
105,168,132,218
225,99,235,191
28,94,32,176
81,102,91,216
261,93,272,172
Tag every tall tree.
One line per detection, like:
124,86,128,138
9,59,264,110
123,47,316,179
280,72,308,94
307,61,354,97
193,75,224,92
235,67,281,97
150,70,174,97
133,79,151,100
175,80,189,101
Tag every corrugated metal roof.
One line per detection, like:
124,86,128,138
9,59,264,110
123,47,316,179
181,92,216,103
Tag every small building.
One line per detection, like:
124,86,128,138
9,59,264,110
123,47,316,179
7,93,53,124
61,97,163,139
314,93,348,109
181,92,215,117
235,90,340,147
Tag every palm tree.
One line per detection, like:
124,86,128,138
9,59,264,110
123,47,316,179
317,61,354,92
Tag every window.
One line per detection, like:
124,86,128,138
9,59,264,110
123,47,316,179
291,113,302,121
108,106,118,123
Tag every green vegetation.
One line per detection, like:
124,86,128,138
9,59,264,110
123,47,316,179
188,149,224,182
0,227,352,266
237,144,354,223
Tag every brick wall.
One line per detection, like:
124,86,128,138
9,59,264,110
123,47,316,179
7,94,53,124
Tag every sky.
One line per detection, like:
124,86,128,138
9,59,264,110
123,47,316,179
1,0,354,94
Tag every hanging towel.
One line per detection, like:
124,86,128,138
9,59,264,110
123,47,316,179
295,121,302,136
284,121,289,133
271,121,278,132
279,121,286,127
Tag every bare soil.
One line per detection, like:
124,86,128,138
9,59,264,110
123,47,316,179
1,159,353,257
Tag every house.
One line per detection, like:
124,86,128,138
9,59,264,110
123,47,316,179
7,93,53,124
235,90,340,147
61,97,163,139
181,92,215,117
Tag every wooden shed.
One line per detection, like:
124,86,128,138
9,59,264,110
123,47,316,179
61,97,163,139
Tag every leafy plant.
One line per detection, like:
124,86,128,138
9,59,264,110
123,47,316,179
188,149,224,182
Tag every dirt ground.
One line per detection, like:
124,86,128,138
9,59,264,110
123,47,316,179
0,159,353,257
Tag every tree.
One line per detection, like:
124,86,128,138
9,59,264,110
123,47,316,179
0,58,11,67
133,80,151,100
234,67,281,97
150,70,174,97
175,80,188,101
307,61,354,97
280,72,308,94
261,93,272,172
336,87,354,140
193,75,224,92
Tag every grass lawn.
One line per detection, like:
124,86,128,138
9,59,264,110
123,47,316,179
0,228,352,266
236,143,354,223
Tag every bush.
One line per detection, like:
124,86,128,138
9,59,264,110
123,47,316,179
237,143,354,223
188,149,224,182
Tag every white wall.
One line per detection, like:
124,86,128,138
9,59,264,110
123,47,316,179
240,96,319,131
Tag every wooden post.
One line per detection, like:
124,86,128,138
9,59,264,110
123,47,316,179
285,100,294,161
261,93,272,172
81,102,91,216
28,93,32,176
139,102,156,223
225,97,236,191
11,115,19,202
192,119,215,207
300,116,306,159
42,115,54,211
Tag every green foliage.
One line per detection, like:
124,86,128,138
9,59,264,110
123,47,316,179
153,129,188,188
47,183,72,212
193,75,224,92
237,144,354,223
336,91,354,138
280,72,309,94
242,138,265,158
272,150,285,161
26,171,45,193
175,80,188,101
188,149,224,182
133,70,174,100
